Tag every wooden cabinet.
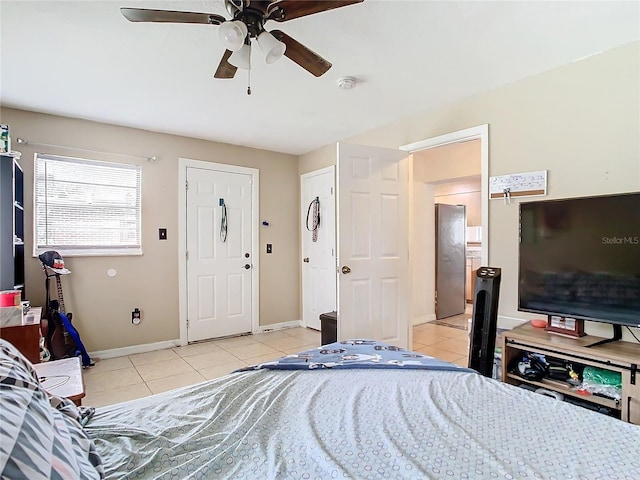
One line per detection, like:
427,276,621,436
0,323,40,364
465,256,481,302
0,152,25,294
502,323,640,425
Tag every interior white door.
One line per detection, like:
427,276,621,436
186,167,253,342
301,167,336,331
337,143,410,348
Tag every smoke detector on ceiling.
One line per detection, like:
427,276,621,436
337,76,356,90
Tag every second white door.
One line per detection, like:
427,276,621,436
186,166,254,342
301,167,336,331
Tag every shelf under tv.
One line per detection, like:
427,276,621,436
504,373,620,411
501,322,640,424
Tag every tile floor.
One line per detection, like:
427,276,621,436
82,319,470,407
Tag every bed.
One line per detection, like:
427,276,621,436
1,338,639,479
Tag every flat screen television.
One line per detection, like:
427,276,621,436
518,192,640,336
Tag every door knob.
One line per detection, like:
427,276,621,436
243,264,251,269
341,266,351,274
303,257,310,263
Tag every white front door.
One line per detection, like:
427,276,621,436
337,143,410,348
186,165,255,342
301,167,336,331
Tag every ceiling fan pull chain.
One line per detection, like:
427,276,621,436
247,69,252,95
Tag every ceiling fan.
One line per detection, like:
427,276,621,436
121,0,364,81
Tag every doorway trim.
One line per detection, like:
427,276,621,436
177,158,260,346
399,124,489,265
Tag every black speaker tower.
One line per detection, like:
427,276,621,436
468,266,502,377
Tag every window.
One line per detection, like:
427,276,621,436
34,154,142,256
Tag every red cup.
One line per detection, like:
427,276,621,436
0,290,21,307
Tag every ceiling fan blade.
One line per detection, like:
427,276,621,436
270,30,331,77
120,8,226,25
268,0,363,22
214,50,238,79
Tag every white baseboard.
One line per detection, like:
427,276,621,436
90,339,181,360
88,317,527,360
90,321,305,360
257,320,302,334
413,314,436,326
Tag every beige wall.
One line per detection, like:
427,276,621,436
409,177,435,324
297,143,335,176
0,108,300,351
434,178,482,227
416,140,482,227
414,139,481,184
300,41,640,340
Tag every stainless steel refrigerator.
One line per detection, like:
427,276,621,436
435,203,466,319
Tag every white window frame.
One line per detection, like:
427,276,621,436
33,153,142,257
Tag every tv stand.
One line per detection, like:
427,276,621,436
502,323,640,424
587,325,622,348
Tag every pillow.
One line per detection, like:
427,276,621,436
0,339,104,479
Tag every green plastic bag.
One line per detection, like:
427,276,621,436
582,366,622,387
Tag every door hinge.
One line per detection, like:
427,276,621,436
185,181,189,190
185,251,189,260
186,318,189,328
331,186,334,195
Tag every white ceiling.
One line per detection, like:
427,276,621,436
1,1,638,155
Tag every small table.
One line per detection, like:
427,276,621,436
33,356,85,406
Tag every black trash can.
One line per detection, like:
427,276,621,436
319,311,337,345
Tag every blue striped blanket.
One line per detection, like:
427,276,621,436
238,339,475,372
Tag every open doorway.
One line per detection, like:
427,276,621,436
433,175,482,308
400,125,489,329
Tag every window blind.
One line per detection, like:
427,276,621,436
34,154,142,256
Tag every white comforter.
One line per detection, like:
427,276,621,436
86,368,640,479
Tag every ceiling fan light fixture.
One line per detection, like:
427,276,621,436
257,30,286,64
219,20,248,51
228,42,251,70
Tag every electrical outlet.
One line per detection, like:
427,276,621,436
132,308,141,325
159,228,167,240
